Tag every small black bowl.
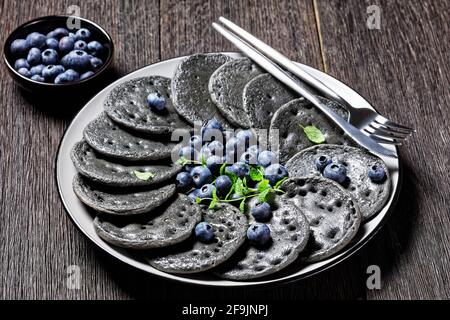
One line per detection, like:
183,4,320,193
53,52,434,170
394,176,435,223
3,15,114,98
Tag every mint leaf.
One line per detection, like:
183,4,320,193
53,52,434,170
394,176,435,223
133,170,155,181
257,179,270,192
258,188,270,203
274,177,288,189
250,166,264,182
219,162,227,175
235,178,245,196
300,125,325,144
212,188,218,200
195,197,202,204
239,199,246,213
225,169,238,183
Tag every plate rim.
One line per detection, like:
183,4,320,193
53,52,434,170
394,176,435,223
55,51,401,287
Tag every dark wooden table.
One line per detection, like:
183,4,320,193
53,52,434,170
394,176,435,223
1,0,449,300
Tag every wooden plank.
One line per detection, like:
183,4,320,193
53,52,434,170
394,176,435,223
315,0,450,299
0,0,160,299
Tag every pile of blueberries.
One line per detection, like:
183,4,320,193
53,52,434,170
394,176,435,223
314,155,386,184
175,118,289,246
10,27,104,83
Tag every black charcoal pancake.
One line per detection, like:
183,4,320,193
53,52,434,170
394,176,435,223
243,73,296,129
71,141,181,187
280,176,361,262
171,53,232,126
104,76,190,134
147,204,247,274
208,58,264,128
84,112,176,161
285,144,391,220
73,174,176,216
270,97,352,163
216,197,310,280
94,194,202,249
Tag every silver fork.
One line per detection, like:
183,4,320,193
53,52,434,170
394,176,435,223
217,17,415,146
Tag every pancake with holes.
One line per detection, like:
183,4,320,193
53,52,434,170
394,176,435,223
216,197,310,280
171,53,232,126
104,76,190,134
147,203,247,274
270,97,352,163
243,73,296,129
280,176,361,262
285,144,390,220
73,174,176,216
84,112,176,161
94,194,202,249
71,141,181,187
208,58,264,128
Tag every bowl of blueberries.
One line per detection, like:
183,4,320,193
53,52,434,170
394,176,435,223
3,15,114,96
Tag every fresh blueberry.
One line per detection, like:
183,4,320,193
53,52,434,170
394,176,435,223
323,163,347,184
176,172,193,192
184,164,196,174
74,40,87,51
189,135,202,150
61,50,91,71
315,155,332,172
250,202,272,221
264,164,288,186
190,166,212,187
10,39,29,56
46,31,57,39
240,150,258,165
146,92,165,112
199,145,213,160
87,40,103,56
226,162,250,179
195,222,215,242
225,136,245,156
59,36,75,54
30,74,45,82
215,175,232,196
236,129,255,148
26,48,41,66
42,65,65,81
41,49,58,65
178,145,198,161
17,68,31,78
187,189,201,202
45,37,59,50
258,150,278,167
201,117,224,139
14,58,29,70
75,28,91,41
80,71,94,80
368,164,386,182
51,27,69,39
90,57,103,70
207,140,224,157
206,155,223,174
247,223,271,245
247,145,259,156
198,183,216,199
25,32,46,49
68,32,77,39
54,69,79,84
29,64,45,76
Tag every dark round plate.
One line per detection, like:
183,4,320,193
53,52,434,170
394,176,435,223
56,52,401,287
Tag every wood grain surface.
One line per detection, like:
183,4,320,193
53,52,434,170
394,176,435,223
0,0,449,300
